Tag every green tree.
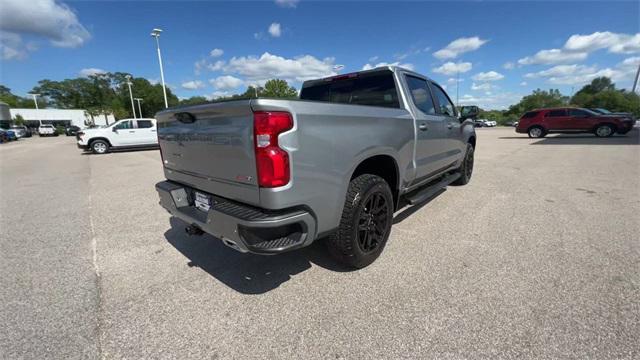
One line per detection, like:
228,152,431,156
570,77,640,117
261,79,298,98
0,85,45,108
180,96,209,106
506,89,567,116
13,114,25,125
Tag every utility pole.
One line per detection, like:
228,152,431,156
456,71,460,107
151,28,169,108
29,93,42,126
134,98,143,118
125,75,136,118
633,61,640,94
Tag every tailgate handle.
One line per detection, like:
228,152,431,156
175,112,197,124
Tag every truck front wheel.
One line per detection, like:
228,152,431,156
327,174,394,268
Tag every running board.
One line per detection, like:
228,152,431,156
405,172,460,205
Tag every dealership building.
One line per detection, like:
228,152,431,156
4,107,115,129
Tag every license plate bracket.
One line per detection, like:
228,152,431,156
194,192,211,212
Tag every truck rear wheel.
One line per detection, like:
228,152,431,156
327,174,393,269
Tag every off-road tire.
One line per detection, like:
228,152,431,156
452,143,474,186
327,174,394,269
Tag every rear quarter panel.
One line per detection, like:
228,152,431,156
252,99,415,235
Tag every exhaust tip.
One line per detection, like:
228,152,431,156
185,224,204,236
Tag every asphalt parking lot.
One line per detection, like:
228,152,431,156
1,127,639,359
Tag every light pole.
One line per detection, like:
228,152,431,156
632,61,640,94
125,75,136,118
151,28,169,108
134,98,143,118
29,93,42,126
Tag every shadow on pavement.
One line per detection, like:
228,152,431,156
164,217,353,294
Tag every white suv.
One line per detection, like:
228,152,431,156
77,118,158,154
38,124,58,136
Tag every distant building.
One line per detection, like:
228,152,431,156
5,108,115,129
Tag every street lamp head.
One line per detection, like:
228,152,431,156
151,28,163,37
125,74,132,80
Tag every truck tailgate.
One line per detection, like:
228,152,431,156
155,100,260,205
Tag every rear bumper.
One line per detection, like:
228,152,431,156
155,180,317,254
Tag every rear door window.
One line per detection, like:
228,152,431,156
545,109,567,117
300,70,400,108
522,111,539,118
429,82,456,117
136,120,154,128
405,75,436,115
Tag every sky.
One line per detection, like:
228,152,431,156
0,0,639,110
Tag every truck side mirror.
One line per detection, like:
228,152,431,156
459,105,479,121
112,127,118,133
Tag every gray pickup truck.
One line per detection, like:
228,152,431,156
155,66,478,268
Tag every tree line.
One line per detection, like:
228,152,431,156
0,74,298,124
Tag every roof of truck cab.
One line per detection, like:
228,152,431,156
301,65,436,88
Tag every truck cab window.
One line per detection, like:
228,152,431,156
405,75,436,115
429,82,456,117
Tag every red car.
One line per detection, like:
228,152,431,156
516,107,636,138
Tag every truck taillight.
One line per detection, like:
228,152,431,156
253,111,293,188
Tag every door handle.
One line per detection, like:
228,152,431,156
129,131,135,133
447,123,453,129
418,123,428,131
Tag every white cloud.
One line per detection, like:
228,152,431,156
368,55,379,62
0,0,90,49
206,91,232,100
433,36,488,60
564,32,640,54
471,82,494,91
518,49,588,65
518,32,640,67
268,23,282,38
208,60,225,71
523,60,637,86
520,81,527,86
79,68,106,77
210,48,224,57
194,59,207,75
275,0,299,8
0,31,31,60
458,92,523,110
225,52,336,83
447,78,464,84
472,71,504,81
503,62,515,70
432,61,472,76
181,80,205,90
361,61,414,71
210,75,244,90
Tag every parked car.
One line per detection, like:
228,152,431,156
505,120,519,127
484,120,497,127
516,107,636,138
10,125,32,137
154,66,478,268
2,129,18,141
0,129,14,143
38,124,58,137
65,125,81,136
474,119,487,127
77,118,158,154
